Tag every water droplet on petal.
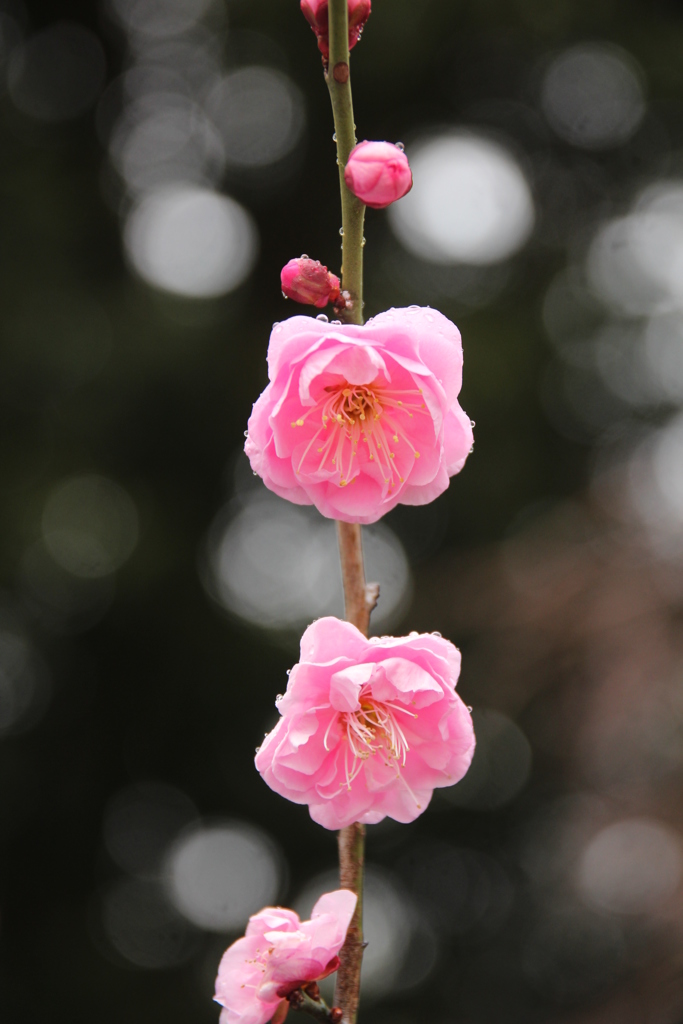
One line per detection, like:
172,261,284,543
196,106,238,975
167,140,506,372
331,319,342,325
255,746,261,753
339,227,344,236
244,430,249,437
316,313,329,322
332,133,337,142
470,419,476,427
301,254,309,260
272,322,281,328
431,631,442,637
396,141,405,151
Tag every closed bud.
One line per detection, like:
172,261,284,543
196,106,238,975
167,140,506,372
344,140,413,209
281,256,341,308
300,0,371,61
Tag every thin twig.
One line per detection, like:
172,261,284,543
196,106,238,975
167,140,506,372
325,3,370,1022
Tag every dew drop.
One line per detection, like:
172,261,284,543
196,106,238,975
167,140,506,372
409,304,420,311
332,132,337,142
470,419,476,427
286,669,291,675
244,430,249,437
361,237,366,247
339,227,344,236
301,253,309,260
395,141,405,151
431,631,442,637
316,313,329,322
282,291,288,299
409,631,419,637
255,746,261,753
469,446,474,454
466,706,473,713
331,319,342,325
272,322,281,328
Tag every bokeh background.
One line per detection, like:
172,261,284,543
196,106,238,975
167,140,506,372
3,0,683,1021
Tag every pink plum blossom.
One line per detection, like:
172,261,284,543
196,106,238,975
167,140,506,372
214,890,356,1024
255,617,475,829
343,141,412,209
300,0,371,61
244,306,473,524
281,257,341,309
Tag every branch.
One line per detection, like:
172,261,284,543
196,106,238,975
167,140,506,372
326,0,366,326
325,5,369,1022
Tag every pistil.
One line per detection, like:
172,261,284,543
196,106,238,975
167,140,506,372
292,380,427,489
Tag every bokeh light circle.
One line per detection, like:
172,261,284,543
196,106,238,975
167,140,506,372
205,492,411,632
42,475,139,579
578,818,682,914
124,186,259,298
103,783,199,877
101,879,199,969
164,821,283,931
208,67,306,169
388,133,534,265
109,0,214,39
8,22,106,122
541,43,645,150
587,182,683,316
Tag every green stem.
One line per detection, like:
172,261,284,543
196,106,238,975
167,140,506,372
326,3,368,1023
288,986,342,1024
326,0,366,326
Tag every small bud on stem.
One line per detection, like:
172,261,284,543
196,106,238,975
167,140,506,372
300,0,371,62
281,256,341,308
344,141,413,209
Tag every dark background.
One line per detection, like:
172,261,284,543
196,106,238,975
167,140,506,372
2,1,683,1022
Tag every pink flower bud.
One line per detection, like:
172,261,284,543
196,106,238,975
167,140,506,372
280,256,341,309
344,140,413,209
300,0,371,61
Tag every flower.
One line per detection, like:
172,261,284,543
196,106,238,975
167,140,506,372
244,306,473,524
300,0,371,61
344,141,412,209
214,890,357,1024
281,257,341,309
255,617,475,829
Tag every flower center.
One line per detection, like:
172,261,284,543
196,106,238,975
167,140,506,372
291,380,427,490
324,691,418,789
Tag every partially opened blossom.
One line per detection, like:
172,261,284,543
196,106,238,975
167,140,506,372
255,617,475,829
281,257,341,309
344,141,412,209
301,0,371,61
244,306,473,524
214,890,356,1024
